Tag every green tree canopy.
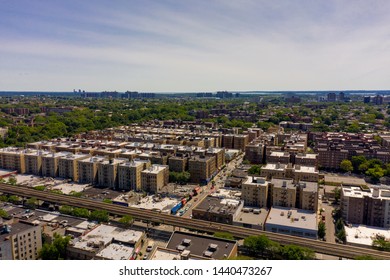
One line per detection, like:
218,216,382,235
340,160,353,172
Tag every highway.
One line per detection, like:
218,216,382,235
1,183,390,260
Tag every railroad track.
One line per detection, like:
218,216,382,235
1,183,390,259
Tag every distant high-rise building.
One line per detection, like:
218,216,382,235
363,96,371,103
338,92,345,101
327,92,336,102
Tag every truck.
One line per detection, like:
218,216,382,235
171,202,182,215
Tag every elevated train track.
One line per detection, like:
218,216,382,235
1,183,390,260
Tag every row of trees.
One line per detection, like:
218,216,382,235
59,205,109,223
243,234,315,260
340,156,390,182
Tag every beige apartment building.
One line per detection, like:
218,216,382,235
41,152,69,178
78,156,105,184
241,176,269,208
118,160,151,191
24,150,50,176
0,148,26,173
141,164,169,193
58,153,90,182
233,134,249,151
341,186,390,228
97,158,126,189
206,147,225,170
297,181,318,212
168,156,188,173
0,221,42,260
188,156,216,184
270,179,296,208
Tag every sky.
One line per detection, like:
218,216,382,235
1,0,390,92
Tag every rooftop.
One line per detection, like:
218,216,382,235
324,175,366,186
266,206,317,231
141,164,168,174
166,231,237,259
345,224,390,247
95,243,134,260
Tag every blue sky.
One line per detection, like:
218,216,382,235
1,0,390,92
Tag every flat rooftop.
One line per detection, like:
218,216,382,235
141,164,168,174
234,208,268,227
166,231,237,259
195,196,242,215
266,207,317,231
271,178,295,189
95,243,134,260
150,247,208,260
345,225,390,247
262,163,286,171
243,176,268,186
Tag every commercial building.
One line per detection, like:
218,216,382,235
67,224,144,260
192,196,243,224
0,220,42,260
165,231,238,259
265,207,318,239
141,164,169,193
241,176,269,208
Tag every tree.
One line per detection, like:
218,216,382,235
69,191,82,198
72,207,90,218
332,187,341,203
39,233,71,260
169,171,191,184
0,195,9,202
89,210,109,223
8,195,21,204
372,235,390,251
366,166,384,182
33,185,46,191
25,197,38,209
279,244,315,260
244,235,272,257
228,255,254,260
119,215,134,227
103,198,113,204
248,165,261,175
59,205,73,215
340,160,353,172
7,176,17,185
351,156,367,173
336,229,346,243
213,232,235,240
0,209,9,218
318,221,326,239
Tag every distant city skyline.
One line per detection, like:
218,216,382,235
1,1,390,92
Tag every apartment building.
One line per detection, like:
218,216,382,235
188,156,216,184
118,160,151,191
296,181,318,212
241,176,269,208
78,156,105,184
267,151,290,164
0,148,25,173
222,134,234,149
58,153,90,182
270,179,296,208
24,150,50,176
341,186,390,228
244,142,265,164
260,163,286,180
97,158,126,189
0,221,42,260
205,147,225,170
141,164,169,193
168,156,188,173
294,153,318,167
233,134,249,151
41,152,69,178
261,163,319,182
